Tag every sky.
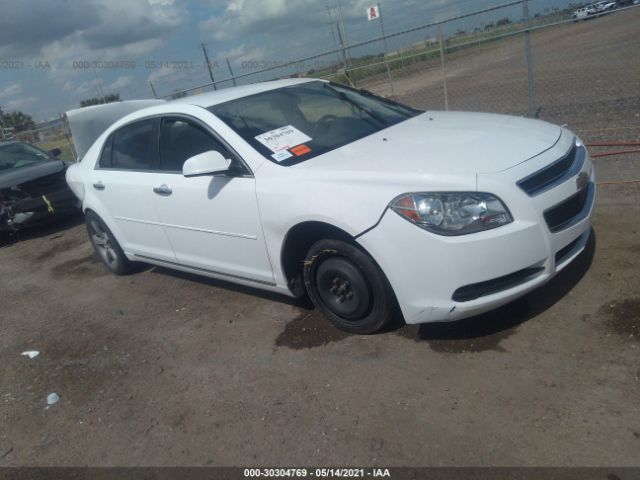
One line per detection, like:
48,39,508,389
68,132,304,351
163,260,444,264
0,0,577,122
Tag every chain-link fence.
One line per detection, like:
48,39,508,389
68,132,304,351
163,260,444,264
4,116,77,162
162,0,640,151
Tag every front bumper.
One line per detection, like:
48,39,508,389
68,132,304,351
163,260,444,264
0,188,80,232
357,132,595,325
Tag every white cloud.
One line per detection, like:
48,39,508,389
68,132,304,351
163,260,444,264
199,0,319,41
0,0,186,58
0,0,187,106
80,0,184,49
218,44,267,64
0,83,22,98
146,65,199,96
108,75,134,90
3,96,37,111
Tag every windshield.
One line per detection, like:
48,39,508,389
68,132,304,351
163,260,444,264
208,81,422,165
0,142,52,172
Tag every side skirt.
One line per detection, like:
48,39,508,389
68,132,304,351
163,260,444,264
127,252,295,297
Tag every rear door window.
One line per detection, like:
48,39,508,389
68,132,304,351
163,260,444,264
108,119,158,170
99,135,113,168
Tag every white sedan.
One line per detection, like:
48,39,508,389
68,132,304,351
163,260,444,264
66,78,595,333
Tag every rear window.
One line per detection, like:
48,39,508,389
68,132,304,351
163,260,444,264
208,81,421,166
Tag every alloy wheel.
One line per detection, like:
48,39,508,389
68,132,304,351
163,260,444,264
89,220,119,269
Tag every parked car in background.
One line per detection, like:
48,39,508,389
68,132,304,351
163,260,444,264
573,6,596,20
593,1,618,12
66,79,595,334
0,141,79,233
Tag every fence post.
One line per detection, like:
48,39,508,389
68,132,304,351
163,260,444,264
523,0,536,117
201,43,217,91
226,57,237,87
438,25,449,111
377,3,395,96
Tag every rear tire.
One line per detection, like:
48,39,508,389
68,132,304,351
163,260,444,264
85,211,133,275
303,239,396,334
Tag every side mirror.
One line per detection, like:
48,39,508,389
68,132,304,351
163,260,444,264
49,148,62,157
182,150,231,177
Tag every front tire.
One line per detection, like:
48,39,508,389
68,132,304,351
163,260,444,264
85,211,133,275
303,239,396,334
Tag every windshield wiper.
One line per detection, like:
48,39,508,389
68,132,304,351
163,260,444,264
323,83,389,127
356,87,421,117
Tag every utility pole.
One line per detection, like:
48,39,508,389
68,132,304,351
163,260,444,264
92,68,107,103
326,6,341,66
335,21,349,70
335,0,351,68
201,43,217,90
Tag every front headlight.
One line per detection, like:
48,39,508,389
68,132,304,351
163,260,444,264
390,192,513,235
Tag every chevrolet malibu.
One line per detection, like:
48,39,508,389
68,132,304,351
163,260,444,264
65,79,595,333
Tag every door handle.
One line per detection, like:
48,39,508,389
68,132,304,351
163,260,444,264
153,184,172,196
93,181,105,191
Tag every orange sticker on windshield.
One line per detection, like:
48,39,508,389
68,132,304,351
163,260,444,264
290,144,311,156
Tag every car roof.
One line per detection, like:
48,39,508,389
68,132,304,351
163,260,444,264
172,78,320,109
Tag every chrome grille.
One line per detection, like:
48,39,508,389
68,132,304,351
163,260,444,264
517,142,585,196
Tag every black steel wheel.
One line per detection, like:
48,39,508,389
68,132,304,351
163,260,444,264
303,239,396,334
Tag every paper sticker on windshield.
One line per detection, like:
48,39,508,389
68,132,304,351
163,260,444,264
290,144,311,156
271,151,293,162
255,125,312,153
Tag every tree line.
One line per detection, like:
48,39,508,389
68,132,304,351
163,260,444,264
1,92,121,135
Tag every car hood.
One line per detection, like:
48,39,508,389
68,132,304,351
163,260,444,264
294,111,562,179
0,160,67,190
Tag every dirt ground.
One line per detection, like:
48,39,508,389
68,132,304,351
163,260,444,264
1,7,640,469
1,175,639,467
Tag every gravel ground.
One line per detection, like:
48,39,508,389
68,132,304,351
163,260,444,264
0,8,639,468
